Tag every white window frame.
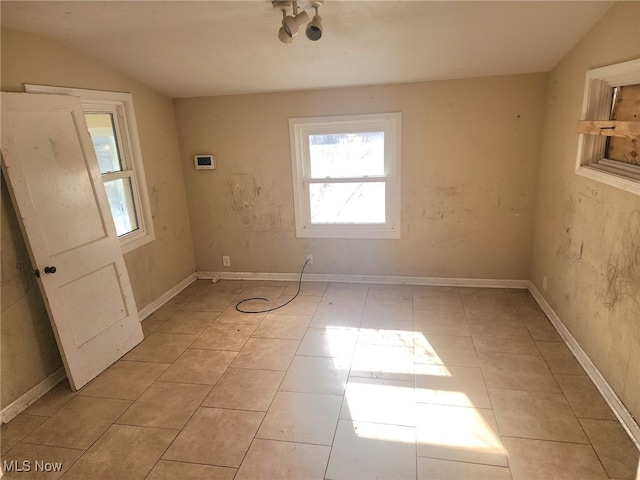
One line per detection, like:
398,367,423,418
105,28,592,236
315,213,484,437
575,59,640,196
25,84,155,253
289,112,401,239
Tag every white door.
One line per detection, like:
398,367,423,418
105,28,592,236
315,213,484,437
1,92,143,390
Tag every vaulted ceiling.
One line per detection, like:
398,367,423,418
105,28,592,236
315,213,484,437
1,1,613,98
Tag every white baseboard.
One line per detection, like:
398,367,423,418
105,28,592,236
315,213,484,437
197,271,529,289
1,367,66,425
528,282,640,449
138,272,197,321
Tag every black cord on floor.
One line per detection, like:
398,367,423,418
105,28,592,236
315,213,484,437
235,259,311,314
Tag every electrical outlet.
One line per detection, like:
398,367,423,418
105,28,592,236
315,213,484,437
223,256,231,267
542,275,547,291
306,253,313,265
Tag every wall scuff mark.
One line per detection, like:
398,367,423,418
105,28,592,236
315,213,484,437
605,210,640,309
227,174,257,211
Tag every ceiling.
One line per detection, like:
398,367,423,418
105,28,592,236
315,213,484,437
1,1,613,98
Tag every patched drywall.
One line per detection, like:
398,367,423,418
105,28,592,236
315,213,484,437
1,27,195,408
531,2,640,419
174,74,547,280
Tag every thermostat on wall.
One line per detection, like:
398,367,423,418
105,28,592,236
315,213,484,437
194,154,215,170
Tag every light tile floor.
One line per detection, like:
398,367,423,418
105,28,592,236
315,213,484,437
2,280,639,479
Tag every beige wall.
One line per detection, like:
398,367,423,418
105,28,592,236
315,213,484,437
1,27,195,408
174,73,547,279
531,2,640,420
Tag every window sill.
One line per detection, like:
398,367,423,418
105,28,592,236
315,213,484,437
120,230,155,254
576,164,640,196
296,224,401,239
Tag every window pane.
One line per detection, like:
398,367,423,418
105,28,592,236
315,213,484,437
85,113,123,174
309,132,384,178
104,178,139,236
310,182,385,224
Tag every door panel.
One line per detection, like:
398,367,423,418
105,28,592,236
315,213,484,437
60,264,128,346
1,92,143,390
11,109,107,253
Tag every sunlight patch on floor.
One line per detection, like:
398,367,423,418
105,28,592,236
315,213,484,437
333,326,505,465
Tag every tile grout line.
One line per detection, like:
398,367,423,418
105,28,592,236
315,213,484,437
232,282,309,476
323,282,368,480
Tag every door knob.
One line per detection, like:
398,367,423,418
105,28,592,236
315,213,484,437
44,266,57,274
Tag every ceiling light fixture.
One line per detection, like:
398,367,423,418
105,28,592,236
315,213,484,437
273,1,324,44
306,3,323,41
278,10,294,44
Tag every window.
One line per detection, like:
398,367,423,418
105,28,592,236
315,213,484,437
576,59,640,196
25,84,155,252
289,113,401,238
